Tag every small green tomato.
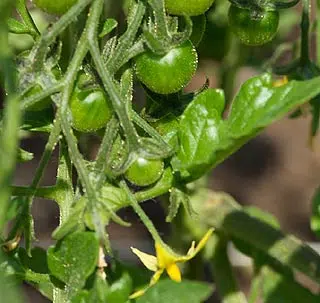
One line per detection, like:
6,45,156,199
228,5,279,46
125,157,164,187
69,73,113,133
134,40,198,95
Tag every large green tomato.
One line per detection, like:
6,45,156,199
228,5,279,46
125,157,164,187
134,40,198,95
33,0,78,15
165,0,215,16
69,74,113,133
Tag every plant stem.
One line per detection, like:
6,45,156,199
32,0,92,71
106,2,145,74
30,120,61,192
147,0,169,39
210,234,248,303
120,180,163,244
21,82,64,110
300,0,311,64
94,117,119,189
88,2,143,161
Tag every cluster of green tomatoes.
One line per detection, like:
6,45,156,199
28,0,298,186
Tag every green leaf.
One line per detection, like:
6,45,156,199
228,74,304,134
72,290,89,303
201,190,320,284
232,206,280,258
84,184,129,230
106,272,132,303
136,279,213,303
262,267,320,303
37,281,54,301
171,88,227,179
311,187,320,238
87,275,109,303
21,107,54,133
47,232,99,294
99,19,118,38
18,247,48,274
71,273,131,303
52,199,86,240
0,251,22,303
107,259,150,290
173,74,320,181
7,18,30,35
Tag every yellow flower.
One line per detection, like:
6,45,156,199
129,228,214,299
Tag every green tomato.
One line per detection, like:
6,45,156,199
151,113,180,148
228,5,279,46
69,75,113,133
135,40,198,95
33,0,78,15
125,157,164,187
165,0,215,16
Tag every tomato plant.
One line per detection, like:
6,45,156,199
33,0,78,15
134,40,198,94
165,0,215,16
228,5,279,46
4,0,320,303
125,157,164,186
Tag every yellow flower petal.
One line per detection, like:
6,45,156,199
187,241,196,255
178,228,214,262
166,263,181,282
155,242,176,268
131,247,158,272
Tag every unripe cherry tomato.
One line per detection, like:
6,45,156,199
69,73,113,133
33,0,78,15
134,40,198,95
165,0,215,16
228,5,279,46
125,157,164,187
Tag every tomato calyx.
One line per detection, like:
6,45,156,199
228,0,300,11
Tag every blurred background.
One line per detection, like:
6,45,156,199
3,0,320,301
